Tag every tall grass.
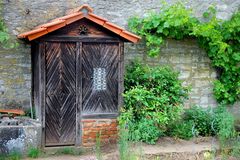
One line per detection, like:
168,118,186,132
96,132,103,160
118,125,139,160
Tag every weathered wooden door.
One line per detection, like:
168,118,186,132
82,43,119,114
45,42,77,146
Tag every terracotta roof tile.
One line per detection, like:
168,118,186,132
120,30,141,43
18,27,47,38
0,109,25,116
58,12,84,24
76,4,93,13
18,4,141,43
86,13,107,26
103,22,123,35
40,20,65,28
28,29,48,41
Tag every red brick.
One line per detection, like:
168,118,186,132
110,123,118,127
83,122,94,128
100,135,109,139
82,119,96,123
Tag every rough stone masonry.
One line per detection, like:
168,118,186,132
1,0,240,109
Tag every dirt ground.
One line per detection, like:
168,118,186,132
24,137,222,160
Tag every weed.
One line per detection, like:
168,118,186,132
27,147,41,158
118,126,139,160
95,132,103,160
55,147,83,156
7,151,22,160
118,126,129,160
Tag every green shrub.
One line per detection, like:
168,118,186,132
182,105,236,139
128,3,240,104
27,147,40,158
120,60,188,144
128,118,162,144
7,151,22,160
168,120,195,140
184,106,214,136
215,107,236,143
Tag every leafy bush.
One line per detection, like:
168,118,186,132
119,60,189,144
168,120,195,140
215,107,236,143
27,147,40,158
166,105,236,142
182,105,236,138
128,3,240,104
128,118,162,144
184,106,214,136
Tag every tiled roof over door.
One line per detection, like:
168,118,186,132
18,4,141,43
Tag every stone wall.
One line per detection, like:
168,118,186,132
0,0,240,109
81,119,118,147
125,39,218,108
0,118,41,154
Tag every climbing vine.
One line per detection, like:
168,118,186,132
0,3,10,45
128,3,240,104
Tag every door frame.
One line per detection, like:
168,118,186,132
32,37,124,147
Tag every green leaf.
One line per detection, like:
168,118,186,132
163,29,169,36
233,52,240,61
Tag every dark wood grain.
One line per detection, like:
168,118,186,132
39,42,46,148
45,42,76,146
118,42,124,111
50,19,113,37
82,43,119,114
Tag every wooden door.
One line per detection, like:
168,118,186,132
45,42,77,146
82,43,119,114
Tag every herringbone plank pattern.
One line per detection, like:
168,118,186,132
45,42,76,146
82,43,119,113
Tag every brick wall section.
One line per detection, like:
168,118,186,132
81,119,118,147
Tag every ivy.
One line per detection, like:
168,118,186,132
0,3,16,48
0,3,9,45
128,3,240,104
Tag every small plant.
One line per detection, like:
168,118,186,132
118,125,138,160
118,126,129,160
62,147,74,155
27,147,41,158
184,106,214,136
128,118,162,144
216,109,236,143
0,5,17,48
203,151,215,160
168,120,195,140
55,147,83,156
7,151,22,160
25,108,36,119
95,132,103,160
56,147,74,155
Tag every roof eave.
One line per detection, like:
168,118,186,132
17,5,141,43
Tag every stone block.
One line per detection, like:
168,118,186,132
0,118,41,154
178,70,191,80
